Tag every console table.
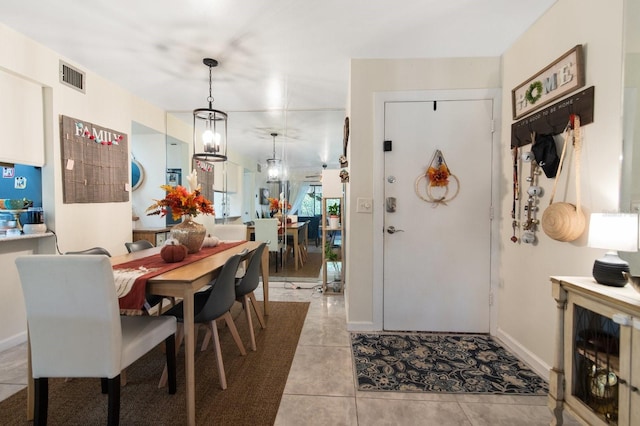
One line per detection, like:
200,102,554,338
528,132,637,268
550,276,640,425
132,227,171,246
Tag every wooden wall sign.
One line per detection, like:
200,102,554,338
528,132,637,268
60,115,129,203
512,45,584,120
511,86,594,148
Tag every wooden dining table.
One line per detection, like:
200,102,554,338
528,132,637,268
24,240,268,426
247,221,308,270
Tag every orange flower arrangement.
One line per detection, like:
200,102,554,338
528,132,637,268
146,185,214,221
427,164,450,187
267,197,291,213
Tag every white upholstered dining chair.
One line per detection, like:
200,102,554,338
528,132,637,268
15,254,177,426
211,224,249,277
253,218,283,272
211,224,248,241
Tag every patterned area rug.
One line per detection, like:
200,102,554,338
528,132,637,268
351,333,548,395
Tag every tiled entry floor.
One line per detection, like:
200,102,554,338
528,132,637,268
0,282,580,425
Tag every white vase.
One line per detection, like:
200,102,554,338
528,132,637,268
329,216,340,229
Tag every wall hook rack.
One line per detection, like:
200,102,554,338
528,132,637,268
511,86,594,148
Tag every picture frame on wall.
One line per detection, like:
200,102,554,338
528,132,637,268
511,45,584,120
260,187,270,205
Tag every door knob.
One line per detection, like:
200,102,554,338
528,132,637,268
387,226,404,234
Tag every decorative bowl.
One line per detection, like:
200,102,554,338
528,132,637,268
0,198,32,210
22,223,47,234
0,219,17,230
622,272,640,294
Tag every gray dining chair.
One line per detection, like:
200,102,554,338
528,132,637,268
159,252,247,390
234,242,267,351
65,246,112,256
124,239,154,253
201,243,267,352
15,254,177,426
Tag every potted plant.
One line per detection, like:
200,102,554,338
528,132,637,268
324,241,342,286
327,202,340,228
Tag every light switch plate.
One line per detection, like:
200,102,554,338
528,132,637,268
357,197,373,213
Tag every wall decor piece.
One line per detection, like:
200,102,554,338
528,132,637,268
60,115,129,203
512,45,584,120
511,86,594,148
2,167,14,178
414,149,459,207
193,159,214,203
259,188,270,205
131,157,144,191
343,116,349,156
520,135,543,245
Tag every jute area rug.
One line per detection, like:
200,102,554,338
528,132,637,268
351,333,548,395
270,245,322,282
0,301,309,426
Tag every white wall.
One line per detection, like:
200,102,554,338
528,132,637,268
132,132,169,229
0,23,266,349
347,0,626,377
347,57,502,326
498,0,624,372
0,23,181,348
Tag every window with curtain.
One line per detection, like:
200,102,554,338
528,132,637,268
299,185,322,216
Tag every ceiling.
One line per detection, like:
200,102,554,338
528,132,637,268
1,0,556,176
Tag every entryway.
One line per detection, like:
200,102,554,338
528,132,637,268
378,91,498,333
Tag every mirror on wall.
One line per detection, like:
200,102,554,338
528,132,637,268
620,0,640,271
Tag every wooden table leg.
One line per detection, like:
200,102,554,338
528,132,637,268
183,288,196,426
261,246,270,316
293,231,299,271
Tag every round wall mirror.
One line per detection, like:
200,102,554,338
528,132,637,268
131,158,144,191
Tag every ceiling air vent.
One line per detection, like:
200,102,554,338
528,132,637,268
59,61,85,93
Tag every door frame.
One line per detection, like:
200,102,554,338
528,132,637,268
372,88,502,335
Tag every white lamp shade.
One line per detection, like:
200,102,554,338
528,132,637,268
588,213,638,252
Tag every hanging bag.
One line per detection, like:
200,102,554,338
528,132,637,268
532,133,560,178
541,115,585,242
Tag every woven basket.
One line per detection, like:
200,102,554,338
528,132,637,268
541,115,585,242
541,202,585,242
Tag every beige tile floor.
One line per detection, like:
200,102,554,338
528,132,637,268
0,280,581,425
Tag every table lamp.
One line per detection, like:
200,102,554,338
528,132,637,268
588,213,638,287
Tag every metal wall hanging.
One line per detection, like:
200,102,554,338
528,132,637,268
520,132,544,245
414,149,459,207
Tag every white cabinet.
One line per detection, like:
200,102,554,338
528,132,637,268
321,197,343,294
549,277,640,425
226,162,239,193
212,162,239,193
0,70,44,166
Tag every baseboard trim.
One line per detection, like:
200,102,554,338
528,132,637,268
0,331,27,353
346,321,377,332
495,328,551,381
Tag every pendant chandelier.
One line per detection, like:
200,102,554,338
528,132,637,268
193,58,227,162
266,132,282,183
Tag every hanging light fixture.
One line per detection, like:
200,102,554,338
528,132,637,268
193,58,227,162
266,132,282,183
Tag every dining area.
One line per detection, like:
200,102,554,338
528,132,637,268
12,238,270,425
247,219,310,273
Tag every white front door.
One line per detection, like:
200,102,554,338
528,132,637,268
383,99,494,332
